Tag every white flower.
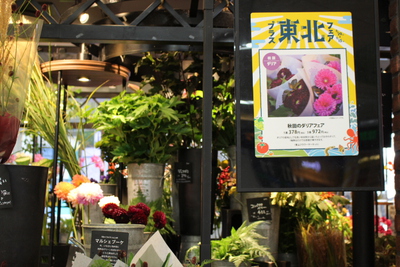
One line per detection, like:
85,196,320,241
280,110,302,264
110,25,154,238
98,195,120,208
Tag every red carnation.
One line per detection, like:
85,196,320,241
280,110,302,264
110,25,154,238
153,211,167,229
102,203,119,218
113,208,130,223
135,202,151,216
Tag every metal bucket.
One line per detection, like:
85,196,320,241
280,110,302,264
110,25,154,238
126,163,164,203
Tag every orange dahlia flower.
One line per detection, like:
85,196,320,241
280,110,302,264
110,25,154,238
71,174,90,187
54,181,76,201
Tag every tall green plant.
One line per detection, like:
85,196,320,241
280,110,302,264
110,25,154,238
24,60,81,177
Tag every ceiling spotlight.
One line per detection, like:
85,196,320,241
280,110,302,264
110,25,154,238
79,13,90,24
78,77,91,82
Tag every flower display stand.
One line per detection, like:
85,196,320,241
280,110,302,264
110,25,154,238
0,165,48,266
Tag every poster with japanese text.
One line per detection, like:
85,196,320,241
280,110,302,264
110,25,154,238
251,12,358,157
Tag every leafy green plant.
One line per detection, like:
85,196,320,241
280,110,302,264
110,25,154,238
90,90,191,165
188,221,276,267
135,51,235,151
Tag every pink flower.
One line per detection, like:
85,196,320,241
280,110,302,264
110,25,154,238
6,154,17,163
80,157,85,168
327,61,341,72
326,83,343,104
91,155,105,172
314,68,337,90
75,183,104,205
34,154,44,162
313,93,337,116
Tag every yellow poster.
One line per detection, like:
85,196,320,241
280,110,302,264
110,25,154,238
252,12,358,157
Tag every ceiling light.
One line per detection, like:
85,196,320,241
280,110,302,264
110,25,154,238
78,77,91,82
79,13,90,24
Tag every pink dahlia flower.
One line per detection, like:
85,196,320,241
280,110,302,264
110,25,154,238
326,83,343,104
314,68,337,90
75,183,104,205
313,93,337,116
327,60,341,72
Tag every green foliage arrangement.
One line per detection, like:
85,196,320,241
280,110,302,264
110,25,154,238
25,60,82,177
90,90,191,165
135,51,235,151
188,221,276,267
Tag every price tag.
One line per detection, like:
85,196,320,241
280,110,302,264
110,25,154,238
174,162,193,183
90,231,129,264
0,165,12,209
246,197,272,222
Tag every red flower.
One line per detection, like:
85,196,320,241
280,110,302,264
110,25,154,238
153,211,167,229
129,209,148,225
113,208,130,223
134,202,151,216
41,4,48,11
102,203,120,218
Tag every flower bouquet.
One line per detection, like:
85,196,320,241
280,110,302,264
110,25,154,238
302,54,343,116
267,53,343,117
54,174,104,239
100,197,167,233
0,1,44,163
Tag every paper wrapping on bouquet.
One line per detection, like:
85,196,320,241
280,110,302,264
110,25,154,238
0,17,43,163
267,55,303,100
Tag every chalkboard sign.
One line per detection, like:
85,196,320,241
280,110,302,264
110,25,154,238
90,230,129,264
246,197,272,222
174,162,193,183
0,166,12,209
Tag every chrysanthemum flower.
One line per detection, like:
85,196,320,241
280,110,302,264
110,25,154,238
313,93,337,116
54,181,76,201
102,203,120,218
75,183,104,205
153,211,167,229
71,174,90,187
326,83,343,104
98,195,120,208
314,68,337,90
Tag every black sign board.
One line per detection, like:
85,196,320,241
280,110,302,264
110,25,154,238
0,166,12,208
246,197,272,222
90,231,129,264
174,162,193,183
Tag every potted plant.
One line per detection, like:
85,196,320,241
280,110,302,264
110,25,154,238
89,90,191,203
187,221,276,267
